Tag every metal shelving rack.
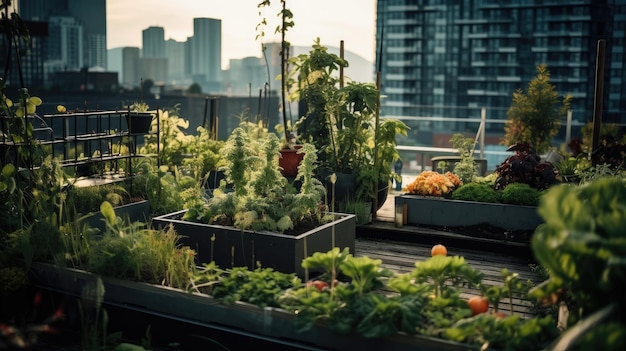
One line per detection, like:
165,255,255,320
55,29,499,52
0,109,159,186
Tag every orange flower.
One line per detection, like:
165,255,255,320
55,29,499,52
405,170,462,197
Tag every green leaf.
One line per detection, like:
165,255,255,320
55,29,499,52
100,201,117,226
2,163,15,177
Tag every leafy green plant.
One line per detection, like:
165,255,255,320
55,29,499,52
139,104,207,176
0,9,71,270
530,177,626,349
451,182,500,203
288,40,408,204
500,182,540,206
443,313,558,350
209,266,301,308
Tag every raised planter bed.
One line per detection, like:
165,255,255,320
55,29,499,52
81,199,150,232
395,195,543,231
152,210,356,278
30,263,481,351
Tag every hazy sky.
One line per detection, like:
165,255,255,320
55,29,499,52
107,0,377,69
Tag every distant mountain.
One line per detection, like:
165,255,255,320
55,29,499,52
292,45,375,84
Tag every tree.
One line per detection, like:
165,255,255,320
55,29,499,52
502,64,571,154
187,83,202,95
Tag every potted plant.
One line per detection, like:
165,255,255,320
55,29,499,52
152,122,356,277
125,101,156,135
275,121,304,177
288,40,408,210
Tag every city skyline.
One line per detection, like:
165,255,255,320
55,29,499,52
106,0,377,70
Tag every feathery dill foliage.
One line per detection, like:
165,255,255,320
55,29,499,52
186,124,329,234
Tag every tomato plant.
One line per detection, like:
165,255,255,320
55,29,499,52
408,255,483,299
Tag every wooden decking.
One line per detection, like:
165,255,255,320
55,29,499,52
353,191,543,318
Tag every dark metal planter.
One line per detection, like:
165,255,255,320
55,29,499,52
395,195,543,231
30,263,481,351
82,199,150,233
151,210,356,278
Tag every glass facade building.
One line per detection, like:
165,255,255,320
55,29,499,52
376,0,626,136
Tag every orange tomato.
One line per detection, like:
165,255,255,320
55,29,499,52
431,244,447,256
468,296,489,316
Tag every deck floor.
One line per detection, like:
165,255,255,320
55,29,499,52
354,191,543,318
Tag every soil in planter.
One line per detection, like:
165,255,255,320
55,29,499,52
422,223,534,243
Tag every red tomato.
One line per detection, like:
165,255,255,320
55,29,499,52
493,312,507,319
468,296,489,315
307,280,329,292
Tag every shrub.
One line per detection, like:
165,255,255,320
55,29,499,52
500,183,540,206
451,183,500,203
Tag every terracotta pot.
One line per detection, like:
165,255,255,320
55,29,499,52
279,145,304,177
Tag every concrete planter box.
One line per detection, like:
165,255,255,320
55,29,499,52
395,195,542,231
152,210,356,278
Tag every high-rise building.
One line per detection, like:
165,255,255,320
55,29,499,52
190,18,222,92
108,46,141,89
142,26,166,58
122,47,141,89
165,39,187,84
226,56,267,96
376,0,626,137
67,0,107,69
17,0,107,83
47,16,84,70
0,19,47,92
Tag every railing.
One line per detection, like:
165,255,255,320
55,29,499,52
388,106,623,174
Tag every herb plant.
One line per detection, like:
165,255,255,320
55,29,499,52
450,133,478,184
184,123,329,234
60,201,197,289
